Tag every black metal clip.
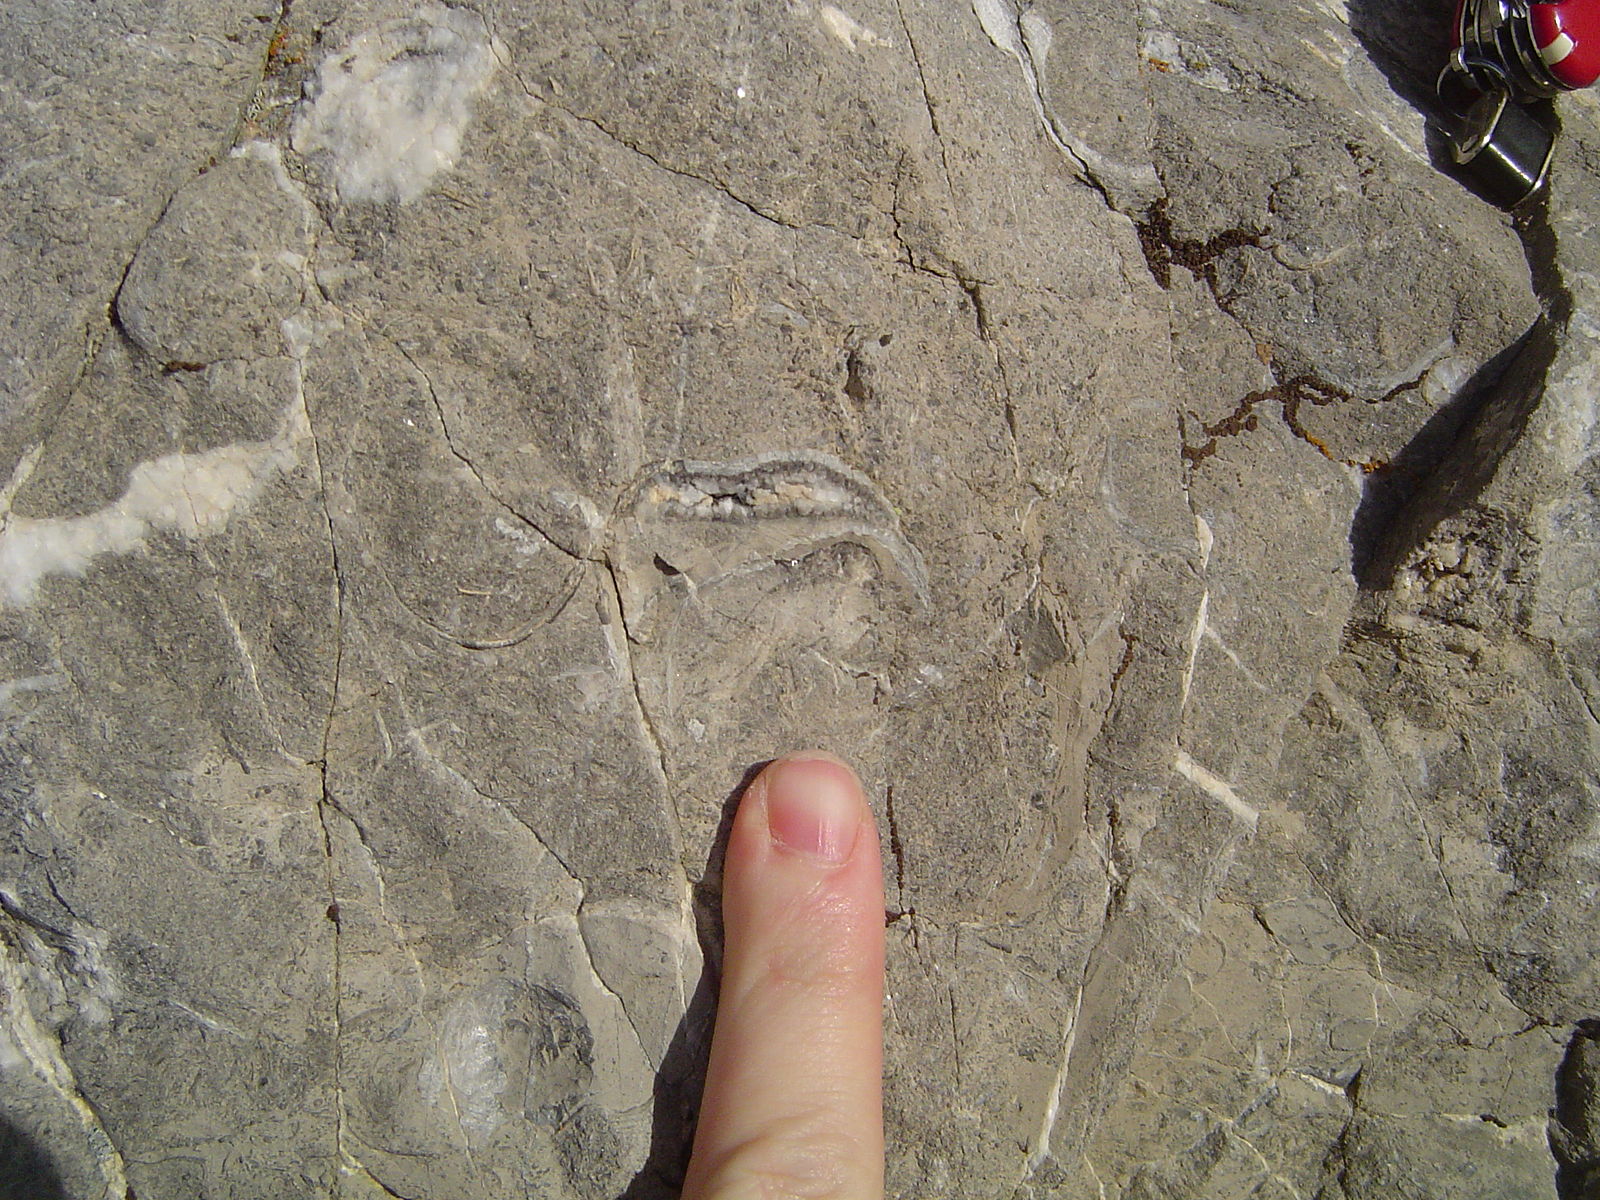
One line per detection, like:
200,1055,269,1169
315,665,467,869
1438,1,1600,207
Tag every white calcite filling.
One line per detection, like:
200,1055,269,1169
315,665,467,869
0,406,306,608
291,4,498,204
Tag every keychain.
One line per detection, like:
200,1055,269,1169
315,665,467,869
1438,0,1600,206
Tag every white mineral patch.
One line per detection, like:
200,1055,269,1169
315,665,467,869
493,515,545,557
820,5,890,51
418,990,508,1146
1140,28,1233,91
1025,983,1082,1172
1174,750,1260,828
0,1027,23,1072
972,0,1027,63
0,674,62,708
291,5,498,204
1195,513,1214,569
1178,590,1208,712
1421,355,1476,406
0,443,42,515
0,406,306,609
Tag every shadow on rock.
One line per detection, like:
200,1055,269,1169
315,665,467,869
1553,1019,1600,1200
1346,0,1478,179
0,1114,69,1200
1350,327,1537,584
619,761,768,1200
1347,0,1453,107
1351,172,1571,588
615,971,714,1200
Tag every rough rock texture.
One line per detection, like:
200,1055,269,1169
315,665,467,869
0,1,1594,1197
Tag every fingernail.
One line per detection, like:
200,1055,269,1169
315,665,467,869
763,755,863,865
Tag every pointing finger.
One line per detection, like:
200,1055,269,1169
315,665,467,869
682,752,886,1200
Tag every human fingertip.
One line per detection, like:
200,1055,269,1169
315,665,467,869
761,753,866,866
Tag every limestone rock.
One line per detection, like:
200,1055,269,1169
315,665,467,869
0,1,1594,1198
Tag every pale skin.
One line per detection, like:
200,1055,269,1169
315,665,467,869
681,752,886,1200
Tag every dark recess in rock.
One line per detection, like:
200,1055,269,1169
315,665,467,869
1553,1019,1600,1200
0,1114,68,1200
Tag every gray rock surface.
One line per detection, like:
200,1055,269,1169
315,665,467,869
0,1,1594,1197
